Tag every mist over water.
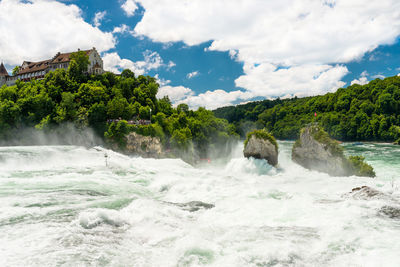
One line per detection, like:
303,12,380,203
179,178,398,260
0,124,103,147
1,142,400,266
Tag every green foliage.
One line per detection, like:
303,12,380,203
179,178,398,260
105,120,129,149
244,129,278,152
121,69,135,79
347,156,376,177
12,66,20,76
177,103,189,114
68,51,90,82
171,127,192,150
214,76,400,142
0,66,238,158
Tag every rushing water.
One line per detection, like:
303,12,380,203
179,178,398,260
0,142,400,267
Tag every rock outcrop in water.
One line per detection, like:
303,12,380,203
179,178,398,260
345,186,400,219
126,132,163,158
243,129,278,166
166,201,215,212
292,124,375,177
379,205,400,219
345,186,392,200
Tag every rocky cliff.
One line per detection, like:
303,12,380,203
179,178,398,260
243,130,278,166
125,132,163,158
292,124,375,177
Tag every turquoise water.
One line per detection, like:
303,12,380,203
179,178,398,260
0,142,399,266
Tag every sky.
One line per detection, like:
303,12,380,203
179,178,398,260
1,0,400,109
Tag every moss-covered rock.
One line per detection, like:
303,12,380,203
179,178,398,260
292,124,375,177
346,156,376,177
243,129,278,166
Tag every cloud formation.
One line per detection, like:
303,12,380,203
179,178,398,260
0,0,115,65
93,11,107,27
129,0,400,108
121,0,138,17
103,50,165,75
351,71,369,85
175,89,254,110
186,71,199,79
157,85,194,103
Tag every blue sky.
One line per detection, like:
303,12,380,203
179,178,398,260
1,0,400,109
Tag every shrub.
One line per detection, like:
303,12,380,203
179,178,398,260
347,155,376,177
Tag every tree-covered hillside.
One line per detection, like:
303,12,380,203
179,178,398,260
0,51,238,158
214,76,400,142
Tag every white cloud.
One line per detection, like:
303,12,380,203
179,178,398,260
103,50,164,75
351,77,368,86
372,74,385,79
157,85,194,103
235,63,349,97
93,11,106,27
167,61,176,70
351,70,369,85
130,0,400,106
121,0,138,17
176,89,254,110
0,0,115,65
229,49,238,60
154,74,171,86
112,24,132,34
134,0,400,66
186,71,199,79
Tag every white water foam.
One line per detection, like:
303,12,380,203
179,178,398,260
0,142,399,266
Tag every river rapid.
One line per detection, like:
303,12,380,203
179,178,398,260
0,142,399,266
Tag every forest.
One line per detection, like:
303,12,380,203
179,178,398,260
214,76,400,143
0,51,238,158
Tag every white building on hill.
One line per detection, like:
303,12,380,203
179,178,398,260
0,47,103,87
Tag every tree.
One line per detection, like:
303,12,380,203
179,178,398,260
68,51,90,82
171,127,192,150
54,92,76,123
177,103,189,114
107,97,132,119
12,66,20,76
105,120,129,149
121,69,135,79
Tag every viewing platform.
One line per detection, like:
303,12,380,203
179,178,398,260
106,119,151,125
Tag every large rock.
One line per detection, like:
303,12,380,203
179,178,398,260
345,186,400,219
126,132,163,158
292,125,349,176
165,201,215,212
292,124,375,177
243,130,278,166
379,205,400,219
344,186,393,201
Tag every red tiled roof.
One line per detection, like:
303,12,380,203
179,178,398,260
0,63,9,77
18,59,52,75
14,48,95,76
51,49,92,64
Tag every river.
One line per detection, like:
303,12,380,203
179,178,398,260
0,142,399,266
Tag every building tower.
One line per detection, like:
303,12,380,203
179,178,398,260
0,62,9,87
